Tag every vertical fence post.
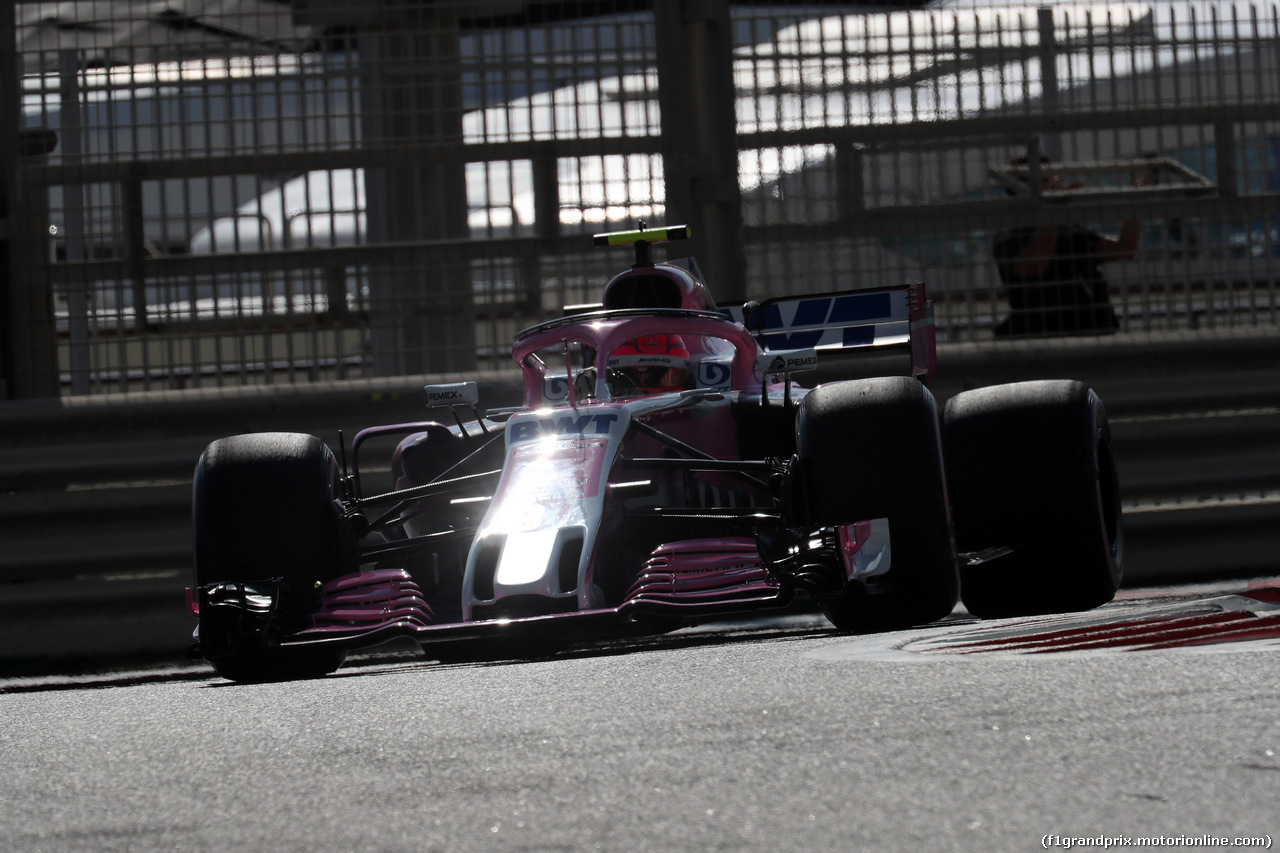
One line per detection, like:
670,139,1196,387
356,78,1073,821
835,143,865,223
58,51,92,395
654,0,746,302
360,8,473,377
1037,7,1063,162
0,0,18,398
123,171,146,325
1214,121,1238,197
524,155,559,311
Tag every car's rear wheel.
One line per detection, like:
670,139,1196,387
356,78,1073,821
193,432,352,681
794,377,960,632
942,380,1123,618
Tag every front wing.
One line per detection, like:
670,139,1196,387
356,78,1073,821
193,523,890,654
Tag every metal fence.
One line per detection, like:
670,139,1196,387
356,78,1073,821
4,0,1279,397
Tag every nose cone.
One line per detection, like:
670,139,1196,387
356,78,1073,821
462,526,589,621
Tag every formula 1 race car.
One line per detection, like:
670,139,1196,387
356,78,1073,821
189,225,1123,681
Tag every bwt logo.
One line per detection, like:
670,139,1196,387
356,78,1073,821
508,413,620,443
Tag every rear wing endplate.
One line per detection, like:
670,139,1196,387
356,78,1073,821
721,282,936,384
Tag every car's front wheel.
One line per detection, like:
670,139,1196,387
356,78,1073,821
193,432,352,681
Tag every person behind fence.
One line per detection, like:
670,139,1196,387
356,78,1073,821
992,163,1142,337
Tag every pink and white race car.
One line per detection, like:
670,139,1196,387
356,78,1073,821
190,225,1123,681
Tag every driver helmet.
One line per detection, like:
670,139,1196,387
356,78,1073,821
607,334,692,396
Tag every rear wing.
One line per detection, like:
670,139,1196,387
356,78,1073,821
721,282,936,384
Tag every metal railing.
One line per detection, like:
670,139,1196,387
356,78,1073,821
4,0,1280,397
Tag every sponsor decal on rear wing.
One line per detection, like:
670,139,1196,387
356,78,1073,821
722,282,935,384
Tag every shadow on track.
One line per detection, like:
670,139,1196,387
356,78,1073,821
322,614,849,681
0,664,214,694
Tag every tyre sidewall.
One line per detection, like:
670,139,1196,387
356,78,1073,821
193,432,344,589
943,381,1123,617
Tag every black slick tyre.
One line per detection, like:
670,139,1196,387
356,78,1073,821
193,432,351,681
942,380,1123,618
794,377,960,632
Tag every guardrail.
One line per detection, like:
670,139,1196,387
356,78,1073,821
1,329,1276,669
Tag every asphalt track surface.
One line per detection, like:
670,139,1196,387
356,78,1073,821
2,581,1278,853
